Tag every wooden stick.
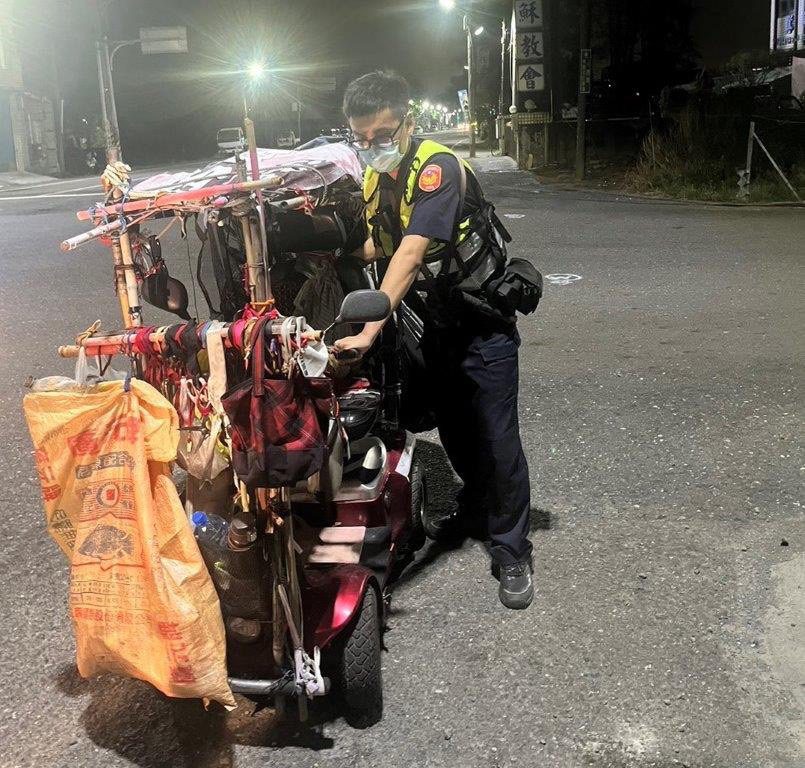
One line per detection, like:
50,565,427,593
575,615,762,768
60,219,122,251
109,236,133,328
57,323,319,358
75,174,285,222
117,227,142,328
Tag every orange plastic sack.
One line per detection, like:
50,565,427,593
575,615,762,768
23,378,235,708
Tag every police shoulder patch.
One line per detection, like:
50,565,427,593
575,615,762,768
418,163,442,192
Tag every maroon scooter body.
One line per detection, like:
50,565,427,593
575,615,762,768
301,442,412,651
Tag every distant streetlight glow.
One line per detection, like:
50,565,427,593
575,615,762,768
438,0,456,9
247,61,266,81
473,25,484,36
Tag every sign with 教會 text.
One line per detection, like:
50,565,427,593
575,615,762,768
516,31,544,59
517,63,544,92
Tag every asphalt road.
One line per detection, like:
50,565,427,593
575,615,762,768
0,161,803,768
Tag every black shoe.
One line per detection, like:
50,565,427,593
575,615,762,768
495,559,533,609
423,510,468,543
423,511,487,544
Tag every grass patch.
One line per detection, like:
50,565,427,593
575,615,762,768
626,108,804,203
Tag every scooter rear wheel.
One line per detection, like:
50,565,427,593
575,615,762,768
338,585,383,728
389,458,426,582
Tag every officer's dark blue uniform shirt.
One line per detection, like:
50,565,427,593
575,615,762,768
378,143,483,247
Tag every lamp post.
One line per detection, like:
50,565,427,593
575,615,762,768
439,0,508,158
95,37,139,163
465,15,476,157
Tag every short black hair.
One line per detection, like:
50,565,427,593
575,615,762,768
343,70,410,120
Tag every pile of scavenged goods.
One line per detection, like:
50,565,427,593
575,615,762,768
24,132,427,727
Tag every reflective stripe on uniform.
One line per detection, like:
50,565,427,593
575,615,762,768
363,140,476,274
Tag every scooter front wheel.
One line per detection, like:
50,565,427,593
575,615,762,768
338,585,383,728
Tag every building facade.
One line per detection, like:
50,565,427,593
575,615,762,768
0,0,60,175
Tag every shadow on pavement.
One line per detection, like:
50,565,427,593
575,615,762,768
54,664,337,766
529,506,553,531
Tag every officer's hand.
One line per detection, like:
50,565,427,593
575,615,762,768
332,330,375,360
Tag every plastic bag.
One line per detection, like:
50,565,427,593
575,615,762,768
176,413,230,482
74,346,129,384
23,378,235,708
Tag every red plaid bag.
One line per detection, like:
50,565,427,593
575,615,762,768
222,316,325,488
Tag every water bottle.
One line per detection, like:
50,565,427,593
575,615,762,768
192,512,270,620
191,511,229,550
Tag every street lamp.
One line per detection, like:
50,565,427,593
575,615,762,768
247,61,266,81
242,60,272,118
473,25,484,36
438,0,456,8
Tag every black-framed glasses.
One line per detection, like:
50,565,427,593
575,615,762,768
348,116,407,151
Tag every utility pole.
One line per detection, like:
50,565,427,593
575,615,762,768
575,0,591,181
94,1,187,164
296,82,302,144
465,14,476,158
499,17,506,117
95,38,120,163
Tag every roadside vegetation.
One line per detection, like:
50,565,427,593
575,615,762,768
626,104,805,203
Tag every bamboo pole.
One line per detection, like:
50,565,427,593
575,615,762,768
244,116,273,303
117,228,142,327
57,323,319,358
75,175,285,222
249,216,269,303
240,216,260,304
109,236,133,328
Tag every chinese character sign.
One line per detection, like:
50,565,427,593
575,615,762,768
515,0,543,28
516,31,543,59
517,63,545,92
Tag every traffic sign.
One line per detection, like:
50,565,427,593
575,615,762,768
579,48,591,94
139,27,188,55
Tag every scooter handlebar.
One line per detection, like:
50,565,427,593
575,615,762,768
331,347,363,362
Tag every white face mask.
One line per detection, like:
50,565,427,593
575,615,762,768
358,143,404,173
297,338,329,378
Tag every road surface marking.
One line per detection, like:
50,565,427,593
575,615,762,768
545,273,583,286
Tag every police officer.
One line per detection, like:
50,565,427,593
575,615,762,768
335,71,534,609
